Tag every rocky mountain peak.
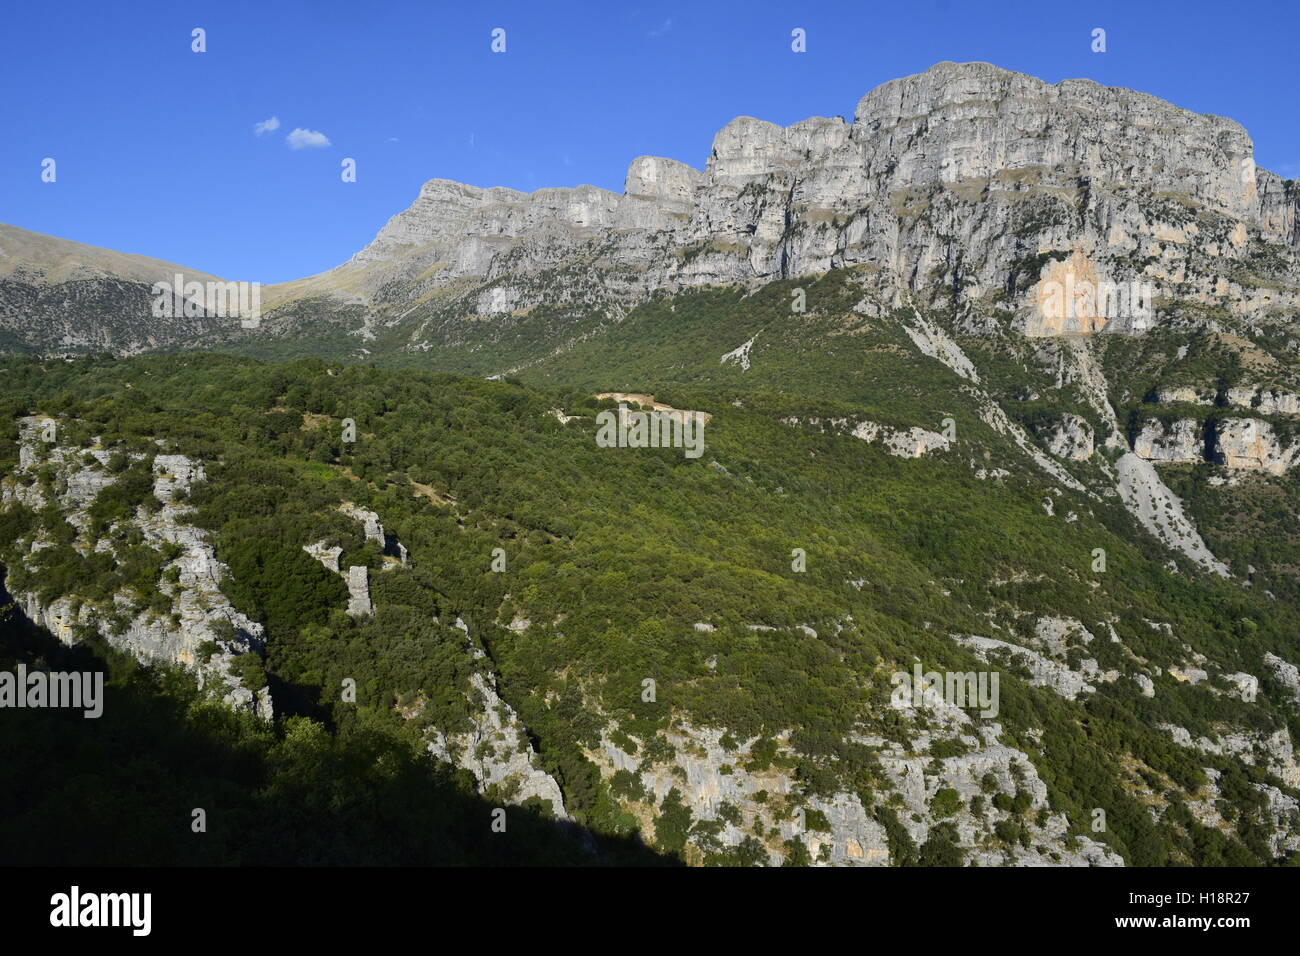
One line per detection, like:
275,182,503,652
852,61,1258,217
4,61,1298,353
295,60,1298,335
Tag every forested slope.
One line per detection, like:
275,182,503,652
3,349,1298,865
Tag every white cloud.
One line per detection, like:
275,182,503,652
253,116,281,136
286,128,331,150
649,17,673,38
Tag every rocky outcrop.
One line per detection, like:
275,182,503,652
340,502,385,546
1263,652,1300,704
0,420,272,718
1032,616,1095,654
781,416,951,458
1226,386,1300,416
868,424,952,459
585,711,1122,867
424,621,568,819
8,61,1300,359
426,671,568,817
1252,783,1300,857
1132,419,1202,464
875,717,1122,867
1046,414,1094,461
1132,417,1300,474
152,454,206,496
345,566,372,617
899,305,980,381
1154,386,1214,406
306,506,404,616
1212,418,1300,474
976,399,1085,491
587,723,888,866
952,633,1099,701
264,61,1298,337
9,61,1300,360
303,540,343,573
339,501,407,563
1159,724,1300,788
1222,672,1259,702
720,332,759,371
1044,342,1232,578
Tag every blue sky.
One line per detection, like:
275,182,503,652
3,0,1297,284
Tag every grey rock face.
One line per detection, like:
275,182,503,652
781,416,951,458
8,62,1300,357
345,566,372,617
1222,672,1259,702
1160,723,1300,787
587,723,886,866
1133,417,1300,474
307,502,406,614
424,626,568,819
801,793,890,866
1252,783,1300,857
1226,386,1300,416
426,672,569,817
303,540,343,573
1046,414,1094,461
1213,418,1300,474
1156,386,1214,406
1263,652,1300,704
1033,616,1095,654
299,61,1298,339
1133,419,1203,464
1,423,271,720
339,501,406,562
1112,452,1229,577
340,502,385,546
585,712,1121,867
952,633,1097,700
152,454,206,498
874,716,1123,867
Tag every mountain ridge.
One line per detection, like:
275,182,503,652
5,60,1298,331
4,59,1300,866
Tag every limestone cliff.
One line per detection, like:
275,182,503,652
269,61,1299,340
0,417,272,718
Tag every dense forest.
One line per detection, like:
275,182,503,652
1,340,1298,866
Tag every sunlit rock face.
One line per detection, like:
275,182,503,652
304,61,1298,334
1025,250,1155,336
1130,417,1300,475
6,62,1297,351
1132,419,1203,464
2,61,1300,356
1226,386,1300,416
1213,418,1300,474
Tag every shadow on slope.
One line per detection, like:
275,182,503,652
0,571,673,867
